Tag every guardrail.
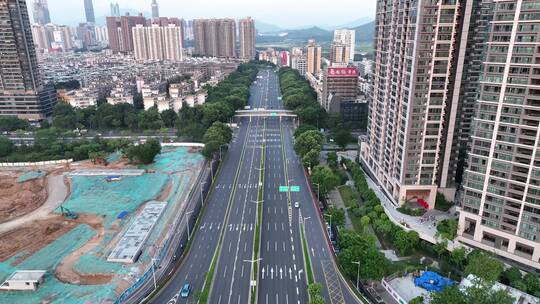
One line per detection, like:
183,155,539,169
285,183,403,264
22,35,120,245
0,159,73,167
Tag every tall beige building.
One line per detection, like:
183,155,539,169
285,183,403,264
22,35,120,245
458,0,540,270
239,17,256,60
305,39,321,75
146,24,164,61
330,42,350,66
360,0,468,208
162,24,183,62
193,18,236,58
132,24,183,62
333,29,355,62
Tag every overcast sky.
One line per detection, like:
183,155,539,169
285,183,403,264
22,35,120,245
38,0,376,28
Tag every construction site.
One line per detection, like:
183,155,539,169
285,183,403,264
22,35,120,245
0,146,204,303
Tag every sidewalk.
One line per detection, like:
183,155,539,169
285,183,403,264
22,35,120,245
359,163,462,251
327,189,353,230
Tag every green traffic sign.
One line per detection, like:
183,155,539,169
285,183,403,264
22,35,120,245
290,186,300,192
271,112,277,116
279,186,289,192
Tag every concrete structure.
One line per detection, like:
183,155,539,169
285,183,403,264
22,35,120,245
458,0,540,270
0,0,56,120
83,0,95,23
291,48,307,76
193,18,236,58
31,0,50,25
106,13,146,54
333,29,355,62
361,0,469,208
305,39,321,75
0,270,46,291
239,17,256,60
151,0,159,18
322,67,359,112
330,42,350,66
381,273,428,304
108,201,166,263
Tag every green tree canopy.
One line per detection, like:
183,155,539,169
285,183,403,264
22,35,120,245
464,250,504,283
311,165,340,196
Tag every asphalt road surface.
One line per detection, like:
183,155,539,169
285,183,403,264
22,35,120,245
151,68,362,304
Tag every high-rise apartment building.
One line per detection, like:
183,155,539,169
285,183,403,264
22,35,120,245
84,0,95,23
31,0,50,25
110,2,120,16
132,23,183,62
458,0,540,270
333,29,355,62
151,0,159,19
239,17,256,60
0,0,56,120
106,13,146,53
193,18,236,58
330,42,351,66
305,39,321,75
361,0,467,207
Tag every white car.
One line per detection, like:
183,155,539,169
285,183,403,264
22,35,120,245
294,202,300,208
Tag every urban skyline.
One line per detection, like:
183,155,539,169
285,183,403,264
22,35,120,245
30,0,376,28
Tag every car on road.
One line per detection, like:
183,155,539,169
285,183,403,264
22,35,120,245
294,201,300,208
180,282,190,298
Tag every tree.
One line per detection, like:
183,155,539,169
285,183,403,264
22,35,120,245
464,250,504,283
523,273,540,297
434,240,448,258
124,139,161,164
0,137,14,157
311,165,340,196
430,286,465,304
501,267,522,286
202,101,233,127
202,122,232,159
0,116,30,132
302,149,320,168
327,151,338,168
409,296,424,304
337,231,390,281
161,109,178,128
450,247,467,268
294,123,317,138
133,93,144,110
324,206,345,227
393,230,419,256
334,128,353,150
360,215,370,230
52,102,78,129
465,279,515,304
437,219,459,240
294,130,323,157
138,107,163,130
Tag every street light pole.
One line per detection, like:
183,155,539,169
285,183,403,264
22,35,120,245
151,258,158,291
185,210,194,241
324,213,332,238
200,181,207,207
219,144,228,161
352,261,361,291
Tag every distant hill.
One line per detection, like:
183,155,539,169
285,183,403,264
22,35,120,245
255,20,281,33
256,21,375,45
352,21,375,44
328,17,374,30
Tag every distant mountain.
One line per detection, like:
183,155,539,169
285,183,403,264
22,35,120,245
283,26,333,41
327,17,374,30
255,20,281,33
352,21,375,44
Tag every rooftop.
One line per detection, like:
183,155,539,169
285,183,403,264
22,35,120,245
6,270,46,282
387,273,430,302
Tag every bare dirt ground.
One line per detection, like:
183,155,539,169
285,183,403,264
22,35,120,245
0,172,47,224
55,214,115,285
0,215,78,264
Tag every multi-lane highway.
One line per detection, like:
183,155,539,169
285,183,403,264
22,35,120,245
151,68,362,304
